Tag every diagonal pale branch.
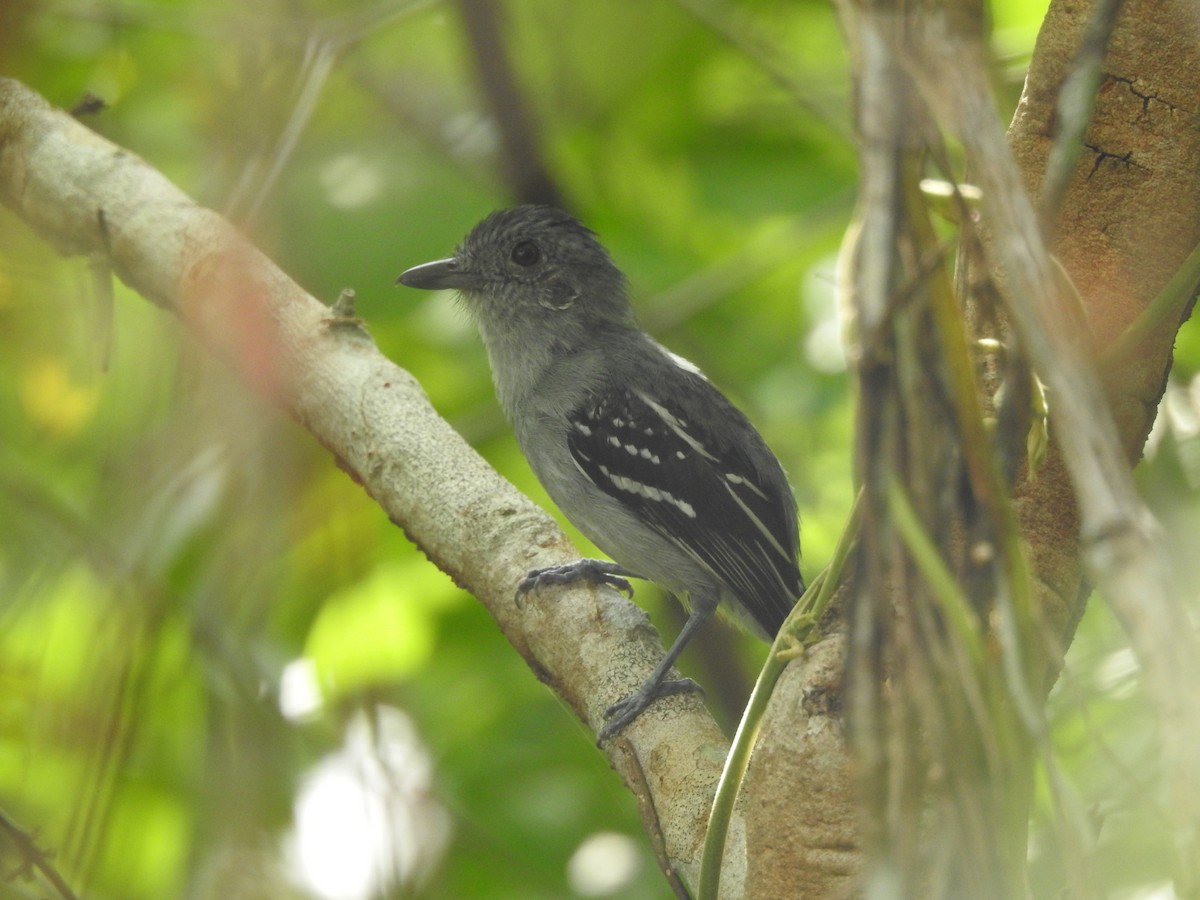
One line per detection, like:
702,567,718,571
0,77,726,893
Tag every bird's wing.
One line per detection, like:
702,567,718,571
565,382,800,635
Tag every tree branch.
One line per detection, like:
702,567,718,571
454,0,566,207
0,76,722,891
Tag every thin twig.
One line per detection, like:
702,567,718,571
454,0,566,207
1103,238,1200,363
0,808,79,900
698,492,861,900
672,0,849,137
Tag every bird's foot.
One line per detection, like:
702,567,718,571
515,558,640,605
597,677,704,743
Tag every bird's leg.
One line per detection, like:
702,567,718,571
515,558,641,603
598,607,711,743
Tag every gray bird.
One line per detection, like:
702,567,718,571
397,205,803,741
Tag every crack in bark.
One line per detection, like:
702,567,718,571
1083,141,1148,179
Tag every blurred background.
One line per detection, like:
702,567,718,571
1,0,1194,897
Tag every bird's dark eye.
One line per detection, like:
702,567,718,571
510,240,541,267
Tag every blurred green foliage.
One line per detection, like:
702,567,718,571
1,0,1196,898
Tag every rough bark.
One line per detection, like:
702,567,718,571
727,1,1200,897
1010,0,1200,640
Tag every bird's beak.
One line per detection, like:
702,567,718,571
396,257,482,291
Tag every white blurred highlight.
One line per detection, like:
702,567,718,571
285,706,451,899
566,831,643,896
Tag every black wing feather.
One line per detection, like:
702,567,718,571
565,381,800,635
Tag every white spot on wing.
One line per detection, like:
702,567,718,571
634,391,716,462
654,342,705,379
668,351,703,376
598,464,697,518
726,472,769,500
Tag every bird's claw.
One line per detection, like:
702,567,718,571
514,559,638,605
597,677,704,744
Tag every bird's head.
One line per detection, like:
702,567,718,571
397,205,633,328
